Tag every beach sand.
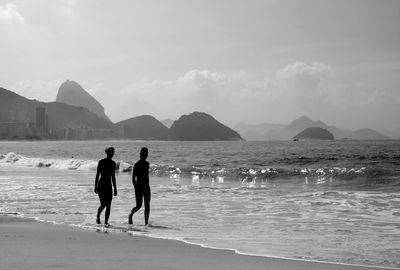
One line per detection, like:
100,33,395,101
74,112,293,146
0,215,392,270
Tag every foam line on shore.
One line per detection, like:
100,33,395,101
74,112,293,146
175,237,400,270
2,214,396,270
68,222,400,270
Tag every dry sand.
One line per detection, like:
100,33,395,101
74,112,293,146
0,215,393,270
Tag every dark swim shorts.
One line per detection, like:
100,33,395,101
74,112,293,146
98,186,112,205
98,181,112,205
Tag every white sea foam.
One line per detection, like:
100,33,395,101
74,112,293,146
0,152,98,171
0,151,395,184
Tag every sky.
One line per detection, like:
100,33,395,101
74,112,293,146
1,0,400,131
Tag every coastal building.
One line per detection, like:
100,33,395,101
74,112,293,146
35,107,49,138
0,121,33,139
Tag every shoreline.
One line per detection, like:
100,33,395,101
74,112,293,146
0,215,396,270
178,239,400,270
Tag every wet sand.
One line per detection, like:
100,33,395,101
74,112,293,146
0,215,393,270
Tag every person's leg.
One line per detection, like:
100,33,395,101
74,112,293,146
144,186,151,225
144,201,150,225
128,191,143,224
97,204,105,224
97,193,106,224
104,202,111,225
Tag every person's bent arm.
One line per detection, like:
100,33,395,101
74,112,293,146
94,162,100,194
112,170,117,196
131,165,137,187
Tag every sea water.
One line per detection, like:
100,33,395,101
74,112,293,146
0,140,399,268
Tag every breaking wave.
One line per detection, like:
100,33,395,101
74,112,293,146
1,152,399,184
0,152,100,171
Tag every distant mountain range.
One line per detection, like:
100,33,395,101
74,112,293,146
0,82,242,141
235,116,391,140
1,80,394,141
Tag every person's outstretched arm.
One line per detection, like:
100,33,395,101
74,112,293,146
112,168,117,196
131,164,137,187
94,161,100,194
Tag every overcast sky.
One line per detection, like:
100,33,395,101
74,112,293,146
1,0,400,130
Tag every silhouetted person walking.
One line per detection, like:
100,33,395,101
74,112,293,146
95,147,117,226
129,147,150,225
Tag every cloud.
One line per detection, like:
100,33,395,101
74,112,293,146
92,70,239,122
100,63,399,130
11,80,63,102
277,61,331,89
0,3,25,24
272,62,332,114
95,65,327,124
98,69,296,124
178,69,226,85
273,62,400,130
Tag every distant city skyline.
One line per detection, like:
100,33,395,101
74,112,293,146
1,0,400,130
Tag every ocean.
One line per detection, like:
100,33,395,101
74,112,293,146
1,140,399,268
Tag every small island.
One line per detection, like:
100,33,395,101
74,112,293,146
293,127,334,141
116,115,169,140
169,112,243,141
